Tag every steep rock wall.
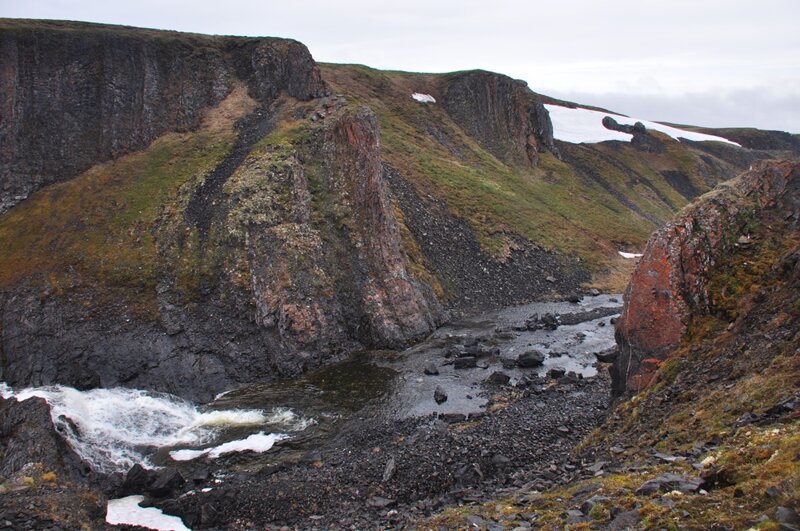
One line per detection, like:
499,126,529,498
0,20,325,213
613,160,800,395
442,70,556,166
0,100,443,401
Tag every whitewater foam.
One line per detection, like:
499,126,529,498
169,432,289,461
0,383,310,473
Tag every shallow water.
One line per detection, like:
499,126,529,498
1,295,621,473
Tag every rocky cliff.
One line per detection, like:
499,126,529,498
441,70,557,166
0,22,442,400
0,19,325,213
1,21,798,401
614,160,800,395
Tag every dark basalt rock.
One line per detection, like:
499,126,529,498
121,463,157,495
442,70,557,167
0,396,89,482
486,371,511,385
0,20,327,214
148,467,186,498
517,350,545,368
454,357,477,370
433,386,448,404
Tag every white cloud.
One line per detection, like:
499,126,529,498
1,0,797,131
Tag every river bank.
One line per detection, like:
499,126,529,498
0,294,622,529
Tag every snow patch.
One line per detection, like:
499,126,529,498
106,495,190,531
169,432,289,461
412,93,436,104
544,105,632,143
618,251,643,259
544,104,739,146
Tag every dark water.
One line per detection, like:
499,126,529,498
156,295,622,468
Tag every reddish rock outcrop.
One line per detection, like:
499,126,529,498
613,160,800,395
247,106,443,363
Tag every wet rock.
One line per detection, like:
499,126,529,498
540,313,559,330
501,358,517,370
148,467,185,498
487,371,511,385
593,348,618,363
517,350,545,368
122,464,157,495
443,347,461,358
454,357,477,370
0,396,88,482
434,386,448,404
565,293,582,304
423,363,439,376
557,371,580,385
547,367,566,379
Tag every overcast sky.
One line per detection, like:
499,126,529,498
3,0,799,132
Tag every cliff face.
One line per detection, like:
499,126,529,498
1,21,797,401
0,20,324,213
442,70,557,166
614,160,800,395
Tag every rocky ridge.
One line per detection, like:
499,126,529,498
614,159,800,395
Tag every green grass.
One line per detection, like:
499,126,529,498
319,63,731,278
0,123,235,314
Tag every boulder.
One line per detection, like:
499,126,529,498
0,396,89,482
487,371,511,385
454,357,477,370
434,386,448,404
423,363,439,376
517,350,545,368
121,463,157,495
593,348,618,363
148,467,186,498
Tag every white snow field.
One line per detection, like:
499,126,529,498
544,104,739,146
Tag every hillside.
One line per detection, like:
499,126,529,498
1,20,798,402
428,160,800,529
0,20,798,530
